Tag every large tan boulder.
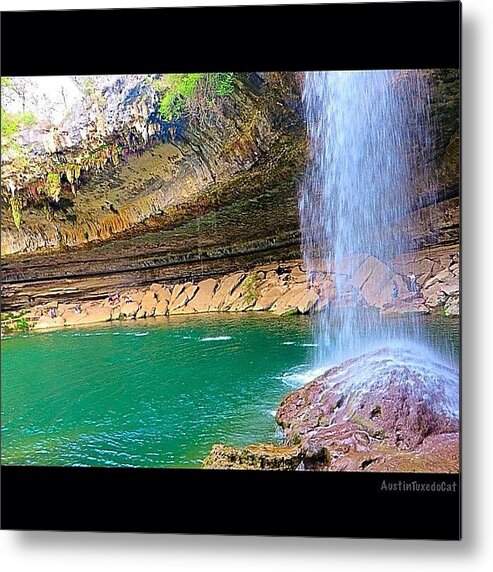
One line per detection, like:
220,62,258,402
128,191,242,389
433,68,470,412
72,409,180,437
254,285,285,311
187,278,217,312
413,258,438,286
209,273,245,311
127,290,145,304
228,295,255,312
421,265,459,307
149,282,165,293
377,274,410,308
271,283,308,315
118,301,140,319
169,283,186,306
136,290,157,319
290,265,307,283
169,284,198,314
393,254,438,287
155,285,171,303
350,255,393,307
422,282,446,308
221,284,247,310
440,276,459,296
296,288,319,314
226,272,265,312
311,280,335,311
154,297,169,316
265,270,281,283
81,304,113,323
423,268,453,290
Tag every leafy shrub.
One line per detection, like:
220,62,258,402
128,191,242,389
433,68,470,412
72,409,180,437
16,317,29,331
157,73,235,121
209,72,235,96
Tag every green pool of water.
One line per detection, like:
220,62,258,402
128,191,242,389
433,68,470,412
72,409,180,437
1,312,459,468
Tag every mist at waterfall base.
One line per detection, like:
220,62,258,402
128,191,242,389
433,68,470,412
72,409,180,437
299,70,458,416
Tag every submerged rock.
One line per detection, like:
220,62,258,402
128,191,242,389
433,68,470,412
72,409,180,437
203,443,303,471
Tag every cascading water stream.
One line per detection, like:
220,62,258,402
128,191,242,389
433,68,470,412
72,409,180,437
300,70,437,365
298,70,459,425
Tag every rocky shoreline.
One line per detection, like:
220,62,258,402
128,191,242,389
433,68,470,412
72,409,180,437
204,346,459,473
1,244,459,334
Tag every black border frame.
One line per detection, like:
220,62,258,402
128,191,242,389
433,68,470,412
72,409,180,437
0,2,461,539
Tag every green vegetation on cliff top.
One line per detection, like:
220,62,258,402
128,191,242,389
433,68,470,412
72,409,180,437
0,78,37,144
156,72,235,120
2,73,236,229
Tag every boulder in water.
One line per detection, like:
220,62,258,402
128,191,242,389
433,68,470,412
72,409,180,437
276,346,459,472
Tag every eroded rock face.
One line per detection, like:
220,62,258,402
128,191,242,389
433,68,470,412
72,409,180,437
276,347,459,472
8,244,460,333
1,73,304,257
2,71,459,315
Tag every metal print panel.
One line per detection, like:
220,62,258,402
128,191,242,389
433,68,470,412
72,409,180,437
0,2,461,538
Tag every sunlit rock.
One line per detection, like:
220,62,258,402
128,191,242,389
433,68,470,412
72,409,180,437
203,443,303,471
276,347,459,472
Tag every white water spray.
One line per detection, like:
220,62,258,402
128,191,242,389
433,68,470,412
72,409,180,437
300,70,436,364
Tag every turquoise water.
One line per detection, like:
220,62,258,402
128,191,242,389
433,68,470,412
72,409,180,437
1,313,459,468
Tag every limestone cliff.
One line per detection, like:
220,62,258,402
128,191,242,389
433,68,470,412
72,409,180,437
1,73,304,255
1,70,459,311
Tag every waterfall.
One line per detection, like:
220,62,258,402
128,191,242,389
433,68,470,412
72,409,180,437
300,70,435,364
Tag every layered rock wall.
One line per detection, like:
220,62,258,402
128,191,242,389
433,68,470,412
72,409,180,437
1,71,459,312
1,245,458,333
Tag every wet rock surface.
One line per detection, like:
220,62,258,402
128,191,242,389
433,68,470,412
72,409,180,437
274,347,459,472
203,346,459,473
203,443,303,471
